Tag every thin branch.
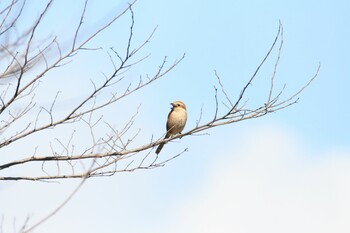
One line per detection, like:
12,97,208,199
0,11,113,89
267,20,284,104
72,0,89,51
214,70,234,108
231,23,282,112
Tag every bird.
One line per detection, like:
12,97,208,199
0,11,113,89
155,101,187,154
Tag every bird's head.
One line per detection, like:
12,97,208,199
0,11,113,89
171,101,186,110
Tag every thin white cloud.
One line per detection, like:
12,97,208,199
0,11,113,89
168,125,350,233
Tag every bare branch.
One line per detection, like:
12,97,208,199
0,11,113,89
231,23,282,112
267,21,284,104
0,2,318,184
72,0,89,51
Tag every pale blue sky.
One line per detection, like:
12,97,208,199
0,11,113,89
1,0,349,233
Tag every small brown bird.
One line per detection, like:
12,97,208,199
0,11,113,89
156,101,187,154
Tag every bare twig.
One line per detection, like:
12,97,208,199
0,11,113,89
0,2,319,183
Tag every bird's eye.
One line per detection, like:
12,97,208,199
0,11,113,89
177,104,180,107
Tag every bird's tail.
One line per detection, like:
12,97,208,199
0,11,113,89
156,133,171,154
155,142,165,154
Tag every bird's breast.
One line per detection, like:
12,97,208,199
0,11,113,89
167,109,187,134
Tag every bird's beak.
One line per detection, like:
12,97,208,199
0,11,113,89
170,102,175,107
